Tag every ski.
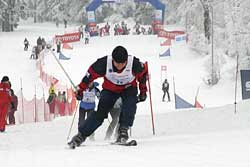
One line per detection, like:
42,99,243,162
111,140,137,146
67,140,137,149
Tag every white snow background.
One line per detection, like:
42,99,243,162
0,19,250,167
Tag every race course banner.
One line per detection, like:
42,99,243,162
240,70,250,100
55,32,80,43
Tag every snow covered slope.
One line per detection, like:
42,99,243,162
0,19,249,167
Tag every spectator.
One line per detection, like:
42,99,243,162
57,91,67,116
24,38,29,51
41,38,46,50
56,38,62,53
0,76,12,132
105,97,122,140
79,25,84,39
63,19,67,28
134,22,141,35
55,18,59,27
30,46,37,59
7,89,18,125
36,36,42,54
105,22,110,35
85,24,89,32
47,83,57,118
141,27,146,35
162,79,170,102
147,27,153,35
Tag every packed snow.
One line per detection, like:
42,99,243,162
0,19,250,167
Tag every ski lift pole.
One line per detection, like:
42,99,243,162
145,62,155,135
50,49,77,90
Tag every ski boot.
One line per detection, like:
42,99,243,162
116,127,129,144
68,132,86,149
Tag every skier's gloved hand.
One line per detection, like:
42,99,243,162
75,86,83,101
138,93,147,102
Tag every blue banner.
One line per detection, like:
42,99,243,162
59,52,70,60
240,70,250,100
175,93,194,109
159,48,170,57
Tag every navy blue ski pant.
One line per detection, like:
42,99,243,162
78,87,138,137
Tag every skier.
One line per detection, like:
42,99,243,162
104,97,122,140
0,76,12,132
68,45,148,147
78,81,100,141
162,79,170,102
84,31,90,44
24,38,29,51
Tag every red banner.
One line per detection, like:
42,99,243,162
55,32,80,43
158,30,185,39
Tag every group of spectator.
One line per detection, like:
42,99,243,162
78,21,154,39
46,83,67,118
78,25,90,44
55,18,68,28
24,36,47,60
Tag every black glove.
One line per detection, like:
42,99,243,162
75,87,83,101
137,93,147,102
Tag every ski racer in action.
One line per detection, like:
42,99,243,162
68,45,148,147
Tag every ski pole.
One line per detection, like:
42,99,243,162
145,62,155,135
49,49,77,90
49,49,79,139
66,100,80,140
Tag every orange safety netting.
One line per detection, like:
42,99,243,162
15,48,77,124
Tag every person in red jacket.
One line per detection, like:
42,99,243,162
0,76,12,132
7,89,18,125
68,45,148,147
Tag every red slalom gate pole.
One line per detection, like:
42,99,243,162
145,62,155,135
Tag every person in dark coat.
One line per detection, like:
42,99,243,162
63,19,67,28
68,45,148,147
0,76,12,132
162,79,170,102
24,38,29,51
36,36,42,54
7,89,18,125
56,38,62,53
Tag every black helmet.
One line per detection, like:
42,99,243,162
1,76,9,82
112,46,128,63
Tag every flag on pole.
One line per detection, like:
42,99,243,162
52,77,59,85
59,52,70,60
159,48,171,57
160,39,171,46
194,87,203,108
194,99,203,108
175,93,194,109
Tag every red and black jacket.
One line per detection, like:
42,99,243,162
78,56,148,95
